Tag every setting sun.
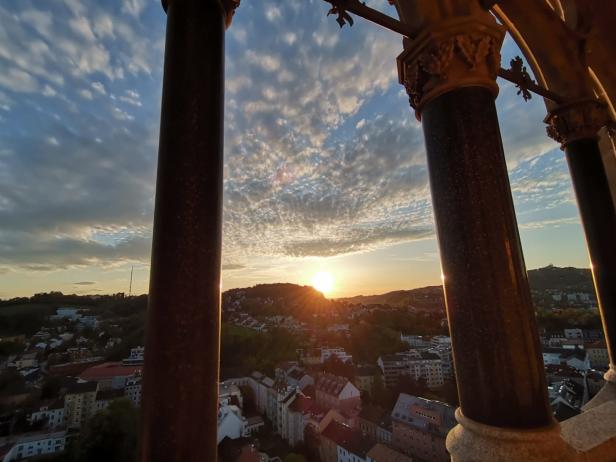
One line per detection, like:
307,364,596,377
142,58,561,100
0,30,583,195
311,271,334,295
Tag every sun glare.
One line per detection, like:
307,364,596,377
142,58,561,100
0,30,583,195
311,271,334,295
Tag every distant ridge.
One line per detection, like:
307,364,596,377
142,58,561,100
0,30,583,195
335,265,594,306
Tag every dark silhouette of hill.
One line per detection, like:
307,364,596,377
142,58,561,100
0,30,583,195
527,265,593,291
336,266,594,307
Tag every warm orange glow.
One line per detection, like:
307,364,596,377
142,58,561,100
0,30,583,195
311,271,334,295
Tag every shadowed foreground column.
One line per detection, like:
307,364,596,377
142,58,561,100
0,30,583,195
395,2,571,460
546,101,616,406
140,0,227,460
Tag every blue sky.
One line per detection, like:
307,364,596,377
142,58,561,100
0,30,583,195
0,0,590,298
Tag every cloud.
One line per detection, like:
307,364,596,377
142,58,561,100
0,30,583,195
74,281,96,285
122,0,147,18
0,0,577,286
0,67,38,93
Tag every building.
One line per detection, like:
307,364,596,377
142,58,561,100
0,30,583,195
122,346,145,365
585,340,610,369
94,388,125,411
406,350,444,388
542,347,591,371
0,431,66,461
366,443,413,462
400,334,430,348
219,382,244,409
125,375,142,407
429,346,454,379
315,374,361,413
378,350,445,389
321,347,353,364
51,307,80,321
353,365,381,394
78,362,144,389
430,335,451,348
28,399,65,429
358,404,387,441
11,353,38,370
320,420,372,462
63,379,98,428
377,354,409,388
217,401,247,444
391,393,455,462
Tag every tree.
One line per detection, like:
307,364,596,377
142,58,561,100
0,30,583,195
73,399,138,462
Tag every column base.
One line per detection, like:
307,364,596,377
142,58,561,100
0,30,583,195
446,409,575,462
583,365,616,411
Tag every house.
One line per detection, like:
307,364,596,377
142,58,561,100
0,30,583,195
220,382,244,409
51,307,80,320
357,405,387,442
315,374,361,413
376,414,393,445
122,346,145,365
320,420,373,462
542,347,591,371
321,347,353,364
366,443,413,462
286,392,348,446
0,430,66,461
12,353,38,370
28,399,65,429
391,393,455,462
217,401,247,444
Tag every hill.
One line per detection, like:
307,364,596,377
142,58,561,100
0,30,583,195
222,283,335,319
336,266,594,307
337,286,443,308
527,265,593,291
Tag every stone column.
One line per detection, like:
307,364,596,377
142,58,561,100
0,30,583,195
545,100,616,406
396,5,571,461
140,1,238,460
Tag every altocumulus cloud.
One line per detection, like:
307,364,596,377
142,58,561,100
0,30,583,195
0,0,573,276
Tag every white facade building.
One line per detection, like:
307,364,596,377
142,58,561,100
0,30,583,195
0,431,66,461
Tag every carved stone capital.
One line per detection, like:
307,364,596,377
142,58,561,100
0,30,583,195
446,409,574,462
397,18,505,117
544,98,611,148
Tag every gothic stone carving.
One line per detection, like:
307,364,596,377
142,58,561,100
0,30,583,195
544,99,611,148
397,19,505,116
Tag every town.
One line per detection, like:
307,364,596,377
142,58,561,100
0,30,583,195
0,266,609,461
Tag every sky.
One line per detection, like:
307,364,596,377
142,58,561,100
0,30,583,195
0,0,591,299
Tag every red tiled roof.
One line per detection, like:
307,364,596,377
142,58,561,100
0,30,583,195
321,421,372,457
79,362,142,381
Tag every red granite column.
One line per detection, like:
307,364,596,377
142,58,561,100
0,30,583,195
395,4,571,460
545,100,616,388
140,0,236,460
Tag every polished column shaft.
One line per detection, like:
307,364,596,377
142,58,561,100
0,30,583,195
565,138,616,365
422,87,552,428
140,0,225,460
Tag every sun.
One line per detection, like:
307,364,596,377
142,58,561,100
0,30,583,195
311,271,334,295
